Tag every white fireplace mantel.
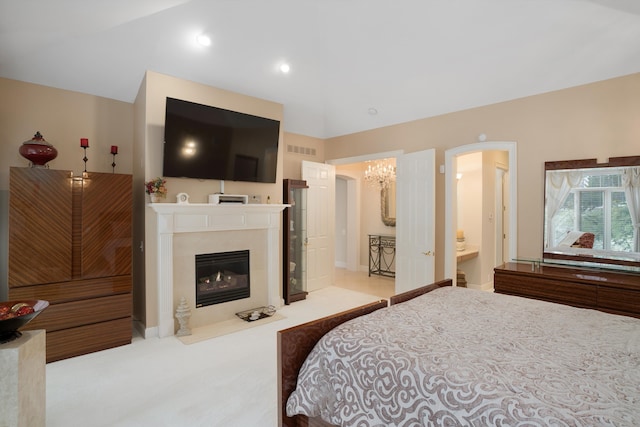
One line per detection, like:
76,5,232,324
150,203,288,338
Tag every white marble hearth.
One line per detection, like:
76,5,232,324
150,203,287,338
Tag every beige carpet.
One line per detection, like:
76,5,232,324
177,313,287,344
45,281,388,426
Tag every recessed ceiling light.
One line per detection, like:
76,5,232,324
280,63,291,74
368,107,378,115
196,34,211,47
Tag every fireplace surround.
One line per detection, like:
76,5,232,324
149,203,287,338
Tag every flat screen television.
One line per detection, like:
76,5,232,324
163,97,280,183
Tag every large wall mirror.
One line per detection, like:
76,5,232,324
543,156,640,272
381,181,396,227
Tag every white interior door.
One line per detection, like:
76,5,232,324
302,160,335,292
395,149,436,293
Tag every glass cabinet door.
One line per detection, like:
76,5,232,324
283,179,308,304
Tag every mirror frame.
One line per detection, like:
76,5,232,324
543,155,640,272
380,185,396,227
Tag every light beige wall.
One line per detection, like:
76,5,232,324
0,77,134,189
139,71,285,330
324,73,640,281
3,72,638,321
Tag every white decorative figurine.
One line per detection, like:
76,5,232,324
175,296,192,336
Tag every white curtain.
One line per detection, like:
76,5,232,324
545,171,583,247
622,167,640,252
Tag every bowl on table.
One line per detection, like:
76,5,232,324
0,300,49,343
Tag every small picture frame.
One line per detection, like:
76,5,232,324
176,192,190,204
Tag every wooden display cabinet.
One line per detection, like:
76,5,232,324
283,179,308,304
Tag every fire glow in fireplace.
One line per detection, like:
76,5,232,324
195,250,250,308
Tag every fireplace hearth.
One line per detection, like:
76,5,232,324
196,250,250,307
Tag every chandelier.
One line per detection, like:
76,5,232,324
364,159,396,190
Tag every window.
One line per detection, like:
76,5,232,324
553,171,633,251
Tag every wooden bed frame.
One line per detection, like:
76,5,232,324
277,279,453,427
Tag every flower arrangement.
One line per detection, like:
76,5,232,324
145,177,167,196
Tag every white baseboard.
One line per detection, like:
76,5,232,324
133,319,158,339
335,261,347,269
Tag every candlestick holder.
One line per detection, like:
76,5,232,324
111,153,117,173
82,147,88,172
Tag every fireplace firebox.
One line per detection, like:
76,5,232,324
196,250,250,307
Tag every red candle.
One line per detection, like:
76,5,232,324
80,138,89,148
110,145,118,154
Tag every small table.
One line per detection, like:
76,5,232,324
0,330,46,426
368,234,396,278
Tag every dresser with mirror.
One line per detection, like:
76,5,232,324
495,155,640,316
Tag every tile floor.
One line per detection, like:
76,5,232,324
334,268,395,299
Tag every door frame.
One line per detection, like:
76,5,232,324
444,141,518,286
327,150,404,273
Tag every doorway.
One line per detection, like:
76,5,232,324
329,149,436,294
444,142,518,287
328,150,403,282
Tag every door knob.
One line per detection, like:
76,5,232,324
422,251,434,256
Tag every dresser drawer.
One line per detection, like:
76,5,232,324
598,286,640,318
495,263,640,317
23,293,131,332
495,271,597,308
8,275,131,304
45,317,132,362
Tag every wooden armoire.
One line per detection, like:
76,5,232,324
8,167,133,362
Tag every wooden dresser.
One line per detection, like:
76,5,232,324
494,262,640,319
8,167,132,362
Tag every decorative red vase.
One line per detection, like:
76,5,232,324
19,131,58,167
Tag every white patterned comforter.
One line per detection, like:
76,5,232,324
286,287,640,426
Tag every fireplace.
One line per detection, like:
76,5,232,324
149,203,286,338
196,250,250,307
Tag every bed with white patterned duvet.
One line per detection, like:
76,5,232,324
286,287,640,426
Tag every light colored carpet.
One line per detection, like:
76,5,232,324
45,284,388,427
177,313,287,344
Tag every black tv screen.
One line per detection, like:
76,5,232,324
163,97,280,183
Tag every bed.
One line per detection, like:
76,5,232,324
277,279,640,427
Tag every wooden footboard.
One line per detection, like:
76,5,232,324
389,279,452,305
278,279,453,427
278,299,387,427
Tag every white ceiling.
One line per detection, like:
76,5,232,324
1,0,639,139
